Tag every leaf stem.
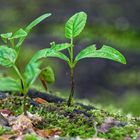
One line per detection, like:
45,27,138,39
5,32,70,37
13,65,23,82
70,38,73,63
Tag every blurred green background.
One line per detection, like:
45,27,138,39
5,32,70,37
0,0,140,116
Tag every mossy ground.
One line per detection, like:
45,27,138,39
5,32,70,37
0,94,140,140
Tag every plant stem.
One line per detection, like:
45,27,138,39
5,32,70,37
13,65,27,115
23,93,27,116
67,38,75,106
67,67,75,106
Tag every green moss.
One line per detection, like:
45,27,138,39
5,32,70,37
0,95,140,139
24,134,39,140
0,126,6,136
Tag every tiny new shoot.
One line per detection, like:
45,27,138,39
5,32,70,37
50,12,127,106
0,13,70,115
39,66,55,92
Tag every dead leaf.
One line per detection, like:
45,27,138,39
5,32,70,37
36,128,62,138
0,133,17,140
0,136,9,140
34,97,48,105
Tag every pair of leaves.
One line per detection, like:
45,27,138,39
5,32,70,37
49,43,126,65
1,29,27,44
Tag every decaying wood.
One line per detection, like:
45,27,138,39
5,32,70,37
28,89,96,111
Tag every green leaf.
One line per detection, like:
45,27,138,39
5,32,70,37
30,48,50,62
24,61,41,87
25,13,52,33
1,33,12,43
49,42,70,62
65,11,87,39
24,49,58,87
15,13,51,50
24,44,70,87
0,77,21,92
10,28,27,39
75,45,126,64
31,43,70,62
24,48,52,87
50,42,71,51
75,45,96,61
0,46,17,67
47,51,70,62
41,66,55,84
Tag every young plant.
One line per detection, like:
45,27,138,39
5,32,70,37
50,12,127,106
0,13,70,115
39,66,55,92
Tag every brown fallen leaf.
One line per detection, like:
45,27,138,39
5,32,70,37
36,128,62,138
34,97,49,105
0,133,17,140
0,136,9,140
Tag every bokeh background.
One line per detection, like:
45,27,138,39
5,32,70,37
0,0,140,116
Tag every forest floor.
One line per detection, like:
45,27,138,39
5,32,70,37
0,90,140,140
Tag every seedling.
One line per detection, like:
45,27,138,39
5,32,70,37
39,66,55,92
0,13,70,115
50,12,126,106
